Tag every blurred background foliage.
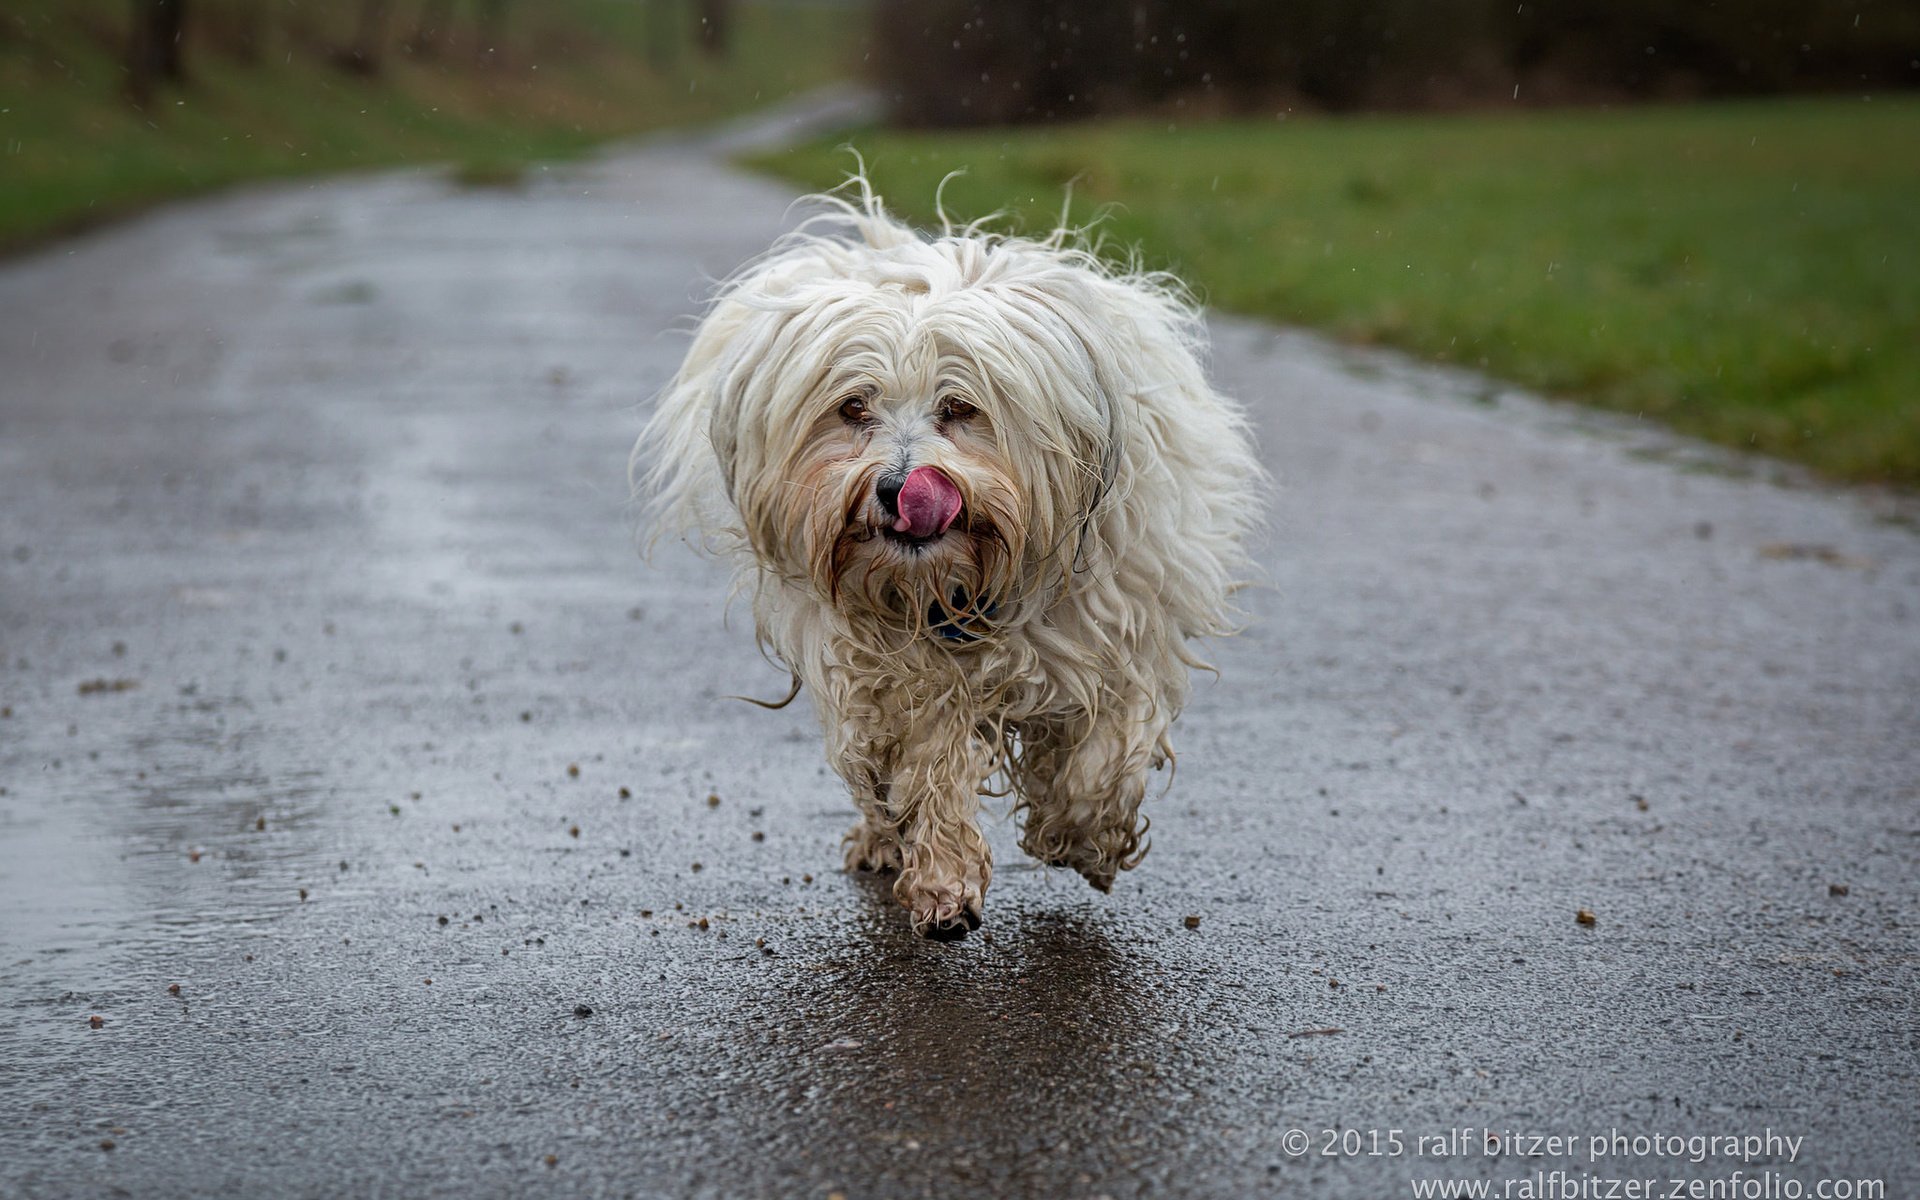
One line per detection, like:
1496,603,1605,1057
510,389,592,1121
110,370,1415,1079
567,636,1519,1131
869,0,1920,124
0,0,866,250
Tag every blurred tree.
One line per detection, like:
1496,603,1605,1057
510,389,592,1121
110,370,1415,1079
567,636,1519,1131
405,0,455,59
475,0,508,66
233,0,265,65
335,0,394,75
201,0,267,66
873,0,1920,125
127,0,189,105
696,0,730,57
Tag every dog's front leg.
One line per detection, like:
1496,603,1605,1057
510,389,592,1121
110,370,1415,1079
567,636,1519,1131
841,781,905,876
823,681,990,937
825,709,905,876
883,709,993,939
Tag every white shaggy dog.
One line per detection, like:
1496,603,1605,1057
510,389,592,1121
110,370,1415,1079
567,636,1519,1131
636,182,1262,938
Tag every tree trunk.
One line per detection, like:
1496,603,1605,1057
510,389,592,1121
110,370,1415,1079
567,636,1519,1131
223,0,265,64
127,0,189,105
695,0,729,58
334,0,393,75
405,0,454,59
475,0,508,68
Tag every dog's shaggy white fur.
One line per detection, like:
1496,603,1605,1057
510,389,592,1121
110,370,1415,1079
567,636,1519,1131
637,182,1262,938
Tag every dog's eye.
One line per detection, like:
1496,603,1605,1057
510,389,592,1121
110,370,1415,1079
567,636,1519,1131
838,395,871,424
940,398,978,422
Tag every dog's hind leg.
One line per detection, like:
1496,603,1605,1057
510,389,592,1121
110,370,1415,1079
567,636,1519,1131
1015,695,1168,892
842,774,903,874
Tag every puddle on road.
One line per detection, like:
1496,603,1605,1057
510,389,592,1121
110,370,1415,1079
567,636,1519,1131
569,876,1261,1194
0,709,337,975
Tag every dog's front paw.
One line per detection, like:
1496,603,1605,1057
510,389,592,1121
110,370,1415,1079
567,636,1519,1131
902,883,983,940
915,899,982,942
896,847,989,940
841,816,903,875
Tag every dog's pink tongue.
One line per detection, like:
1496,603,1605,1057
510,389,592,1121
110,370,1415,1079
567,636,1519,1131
893,466,963,539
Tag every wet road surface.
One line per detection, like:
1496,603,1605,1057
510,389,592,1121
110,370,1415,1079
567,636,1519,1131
2,99,1917,1198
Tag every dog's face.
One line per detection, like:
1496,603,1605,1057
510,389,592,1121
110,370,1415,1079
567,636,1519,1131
707,256,1125,638
793,364,1020,634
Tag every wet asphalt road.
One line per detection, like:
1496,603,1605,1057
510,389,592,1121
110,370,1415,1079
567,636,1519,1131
2,99,1917,1199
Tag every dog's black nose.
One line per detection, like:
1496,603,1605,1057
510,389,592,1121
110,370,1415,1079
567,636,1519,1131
875,471,906,516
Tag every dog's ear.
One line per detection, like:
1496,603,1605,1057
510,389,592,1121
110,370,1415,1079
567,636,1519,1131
981,244,1260,610
633,291,764,554
987,260,1209,554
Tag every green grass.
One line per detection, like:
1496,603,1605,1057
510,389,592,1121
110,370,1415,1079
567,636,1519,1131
1,0,865,253
748,99,1920,485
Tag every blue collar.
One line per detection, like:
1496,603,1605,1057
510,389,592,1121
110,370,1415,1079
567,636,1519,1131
930,588,999,643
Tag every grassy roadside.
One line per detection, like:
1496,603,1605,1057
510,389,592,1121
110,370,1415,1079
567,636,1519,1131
0,0,865,254
747,98,1920,486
